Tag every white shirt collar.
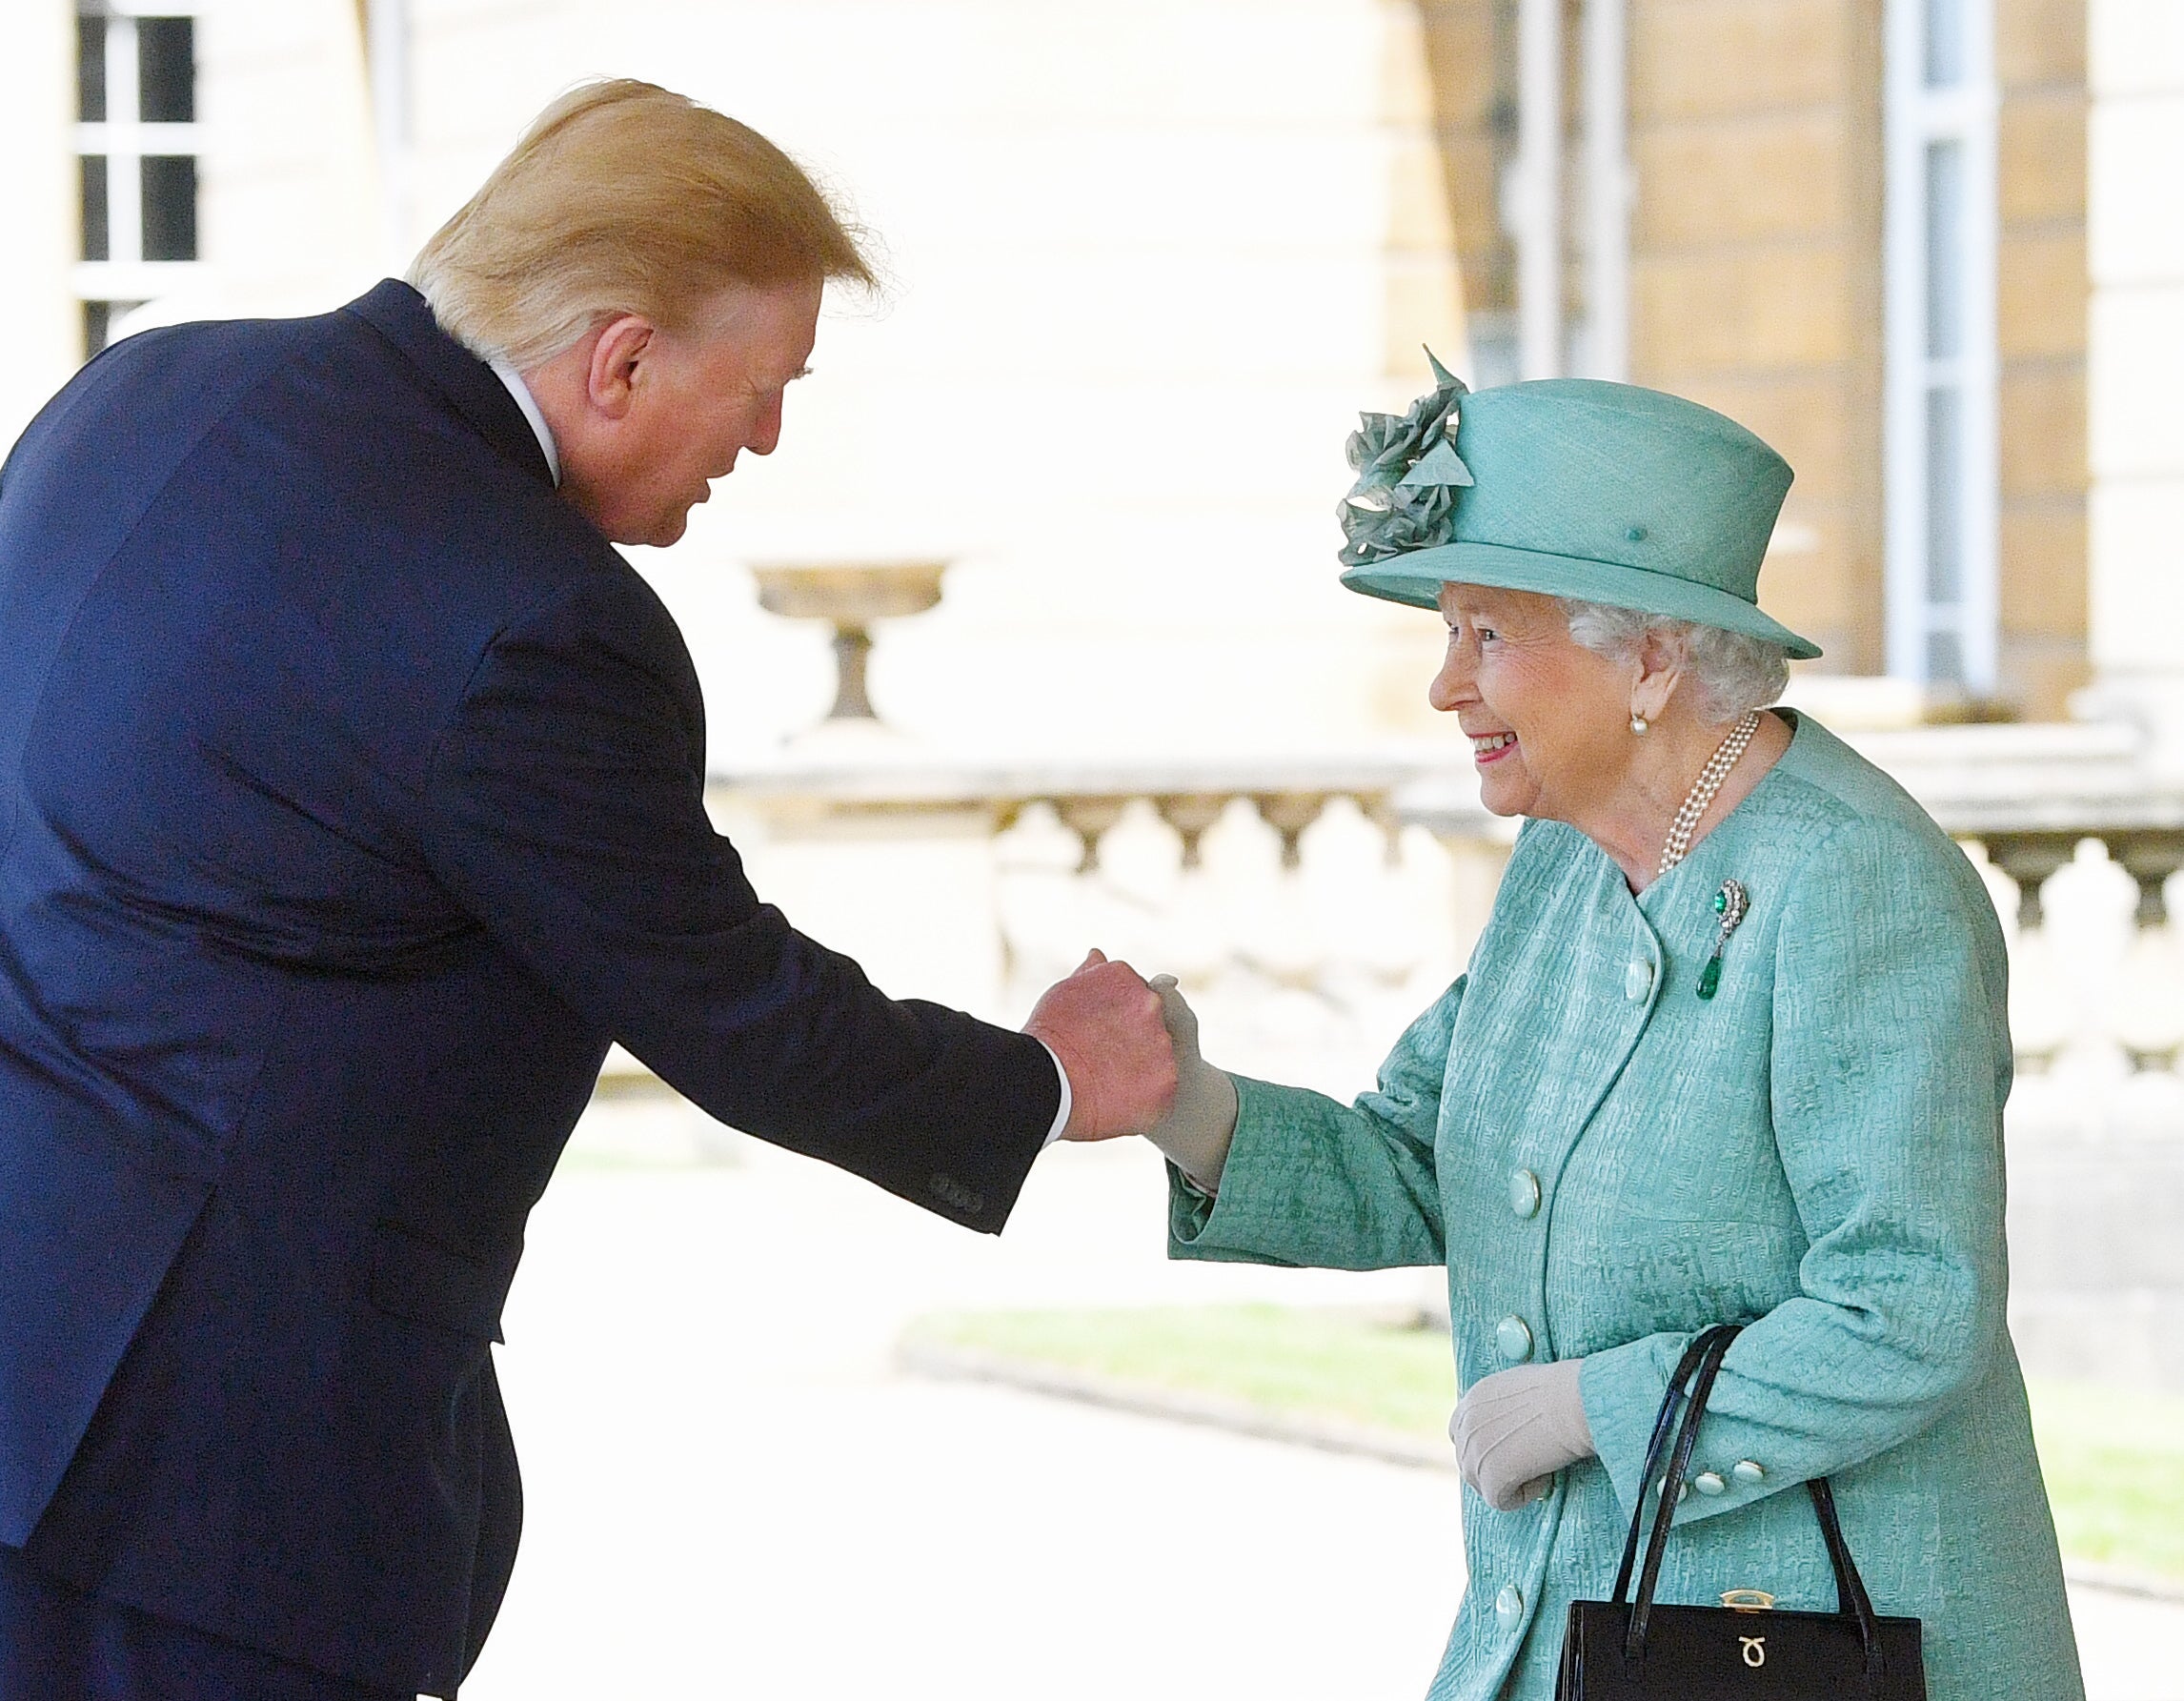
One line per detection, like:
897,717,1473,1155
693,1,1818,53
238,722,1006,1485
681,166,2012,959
486,357,561,487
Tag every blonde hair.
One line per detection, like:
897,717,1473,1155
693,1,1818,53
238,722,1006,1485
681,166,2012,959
409,79,874,370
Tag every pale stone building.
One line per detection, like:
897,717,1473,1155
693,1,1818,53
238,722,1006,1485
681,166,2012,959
0,0,2154,738
1412,0,2096,717
2085,0,2184,777
2,0,1485,768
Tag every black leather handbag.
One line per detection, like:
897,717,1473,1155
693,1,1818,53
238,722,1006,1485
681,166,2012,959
1556,1324,1927,1699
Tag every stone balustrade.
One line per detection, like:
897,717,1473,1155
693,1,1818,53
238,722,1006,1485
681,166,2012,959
1855,721,2184,1097
701,738,1507,1101
701,718,2184,1099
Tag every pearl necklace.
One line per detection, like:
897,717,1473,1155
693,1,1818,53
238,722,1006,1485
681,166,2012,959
1656,711,1762,879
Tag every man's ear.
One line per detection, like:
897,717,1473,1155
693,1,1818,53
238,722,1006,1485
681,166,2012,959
583,315,657,420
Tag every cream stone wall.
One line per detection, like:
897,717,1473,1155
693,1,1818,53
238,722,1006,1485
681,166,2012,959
6,2,2122,733
1423,0,1895,676
0,2,81,449
1624,0,1888,678
189,0,381,319
3,0,1472,767
1996,0,2091,719
1413,0,2095,718
1415,0,1511,348
382,0,1471,763
2086,0,2184,768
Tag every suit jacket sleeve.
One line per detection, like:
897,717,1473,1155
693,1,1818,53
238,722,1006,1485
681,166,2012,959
415,570,1057,1233
1164,976,1460,1268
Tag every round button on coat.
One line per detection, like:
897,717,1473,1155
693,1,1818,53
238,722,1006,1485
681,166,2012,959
1732,1460,1766,1485
1693,1470,1728,1496
1624,960,1653,1001
1508,1168,1542,1218
1495,1585,1525,1628
1494,1314,1534,1363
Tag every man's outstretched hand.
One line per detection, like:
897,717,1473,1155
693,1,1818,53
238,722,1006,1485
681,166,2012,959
1023,950,1179,1141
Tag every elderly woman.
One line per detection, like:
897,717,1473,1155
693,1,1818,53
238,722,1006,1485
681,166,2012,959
1142,365,2084,1700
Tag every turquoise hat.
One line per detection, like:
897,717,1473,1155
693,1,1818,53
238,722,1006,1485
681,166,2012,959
1336,358,1820,659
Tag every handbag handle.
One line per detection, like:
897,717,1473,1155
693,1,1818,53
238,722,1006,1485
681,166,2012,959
1613,1326,1888,1688
1621,1323,1742,1649
1608,1325,1735,1606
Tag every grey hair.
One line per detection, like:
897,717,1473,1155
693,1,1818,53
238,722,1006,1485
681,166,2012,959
1561,599,1790,724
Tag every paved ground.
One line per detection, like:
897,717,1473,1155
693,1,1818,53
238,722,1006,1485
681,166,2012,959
460,1099,2183,1700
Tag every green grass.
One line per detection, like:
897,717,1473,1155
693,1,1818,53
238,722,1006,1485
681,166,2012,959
912,1303,1456,1437
2027,1378,2184,1581
910,1305,2184,1583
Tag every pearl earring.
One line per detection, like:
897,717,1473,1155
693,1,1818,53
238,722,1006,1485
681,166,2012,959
1630,714,1649,736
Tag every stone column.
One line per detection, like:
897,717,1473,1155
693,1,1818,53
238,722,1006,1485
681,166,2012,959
196,0,381,317
0,0,83,449
2084,2,2184,777
1623,0,1889,678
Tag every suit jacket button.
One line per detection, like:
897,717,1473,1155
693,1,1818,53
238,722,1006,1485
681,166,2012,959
1495,1314,1534,1363
1507,1168,1542,1218
1732,1460,1766,1485
1495,1585,1525,1628
1624,960,1653,1001
1693,1470,1728,1496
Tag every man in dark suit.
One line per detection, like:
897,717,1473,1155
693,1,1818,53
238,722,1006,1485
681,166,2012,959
0,80,1175,1700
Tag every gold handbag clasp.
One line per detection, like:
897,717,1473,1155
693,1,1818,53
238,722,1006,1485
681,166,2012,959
1721,1590,1776,1613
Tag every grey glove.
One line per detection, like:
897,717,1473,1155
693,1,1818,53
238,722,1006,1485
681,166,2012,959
1140,975,1239,1192
1449,1357,1595,1511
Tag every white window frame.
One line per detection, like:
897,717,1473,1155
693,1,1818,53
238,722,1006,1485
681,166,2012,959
74,1,204,341
1883,0,2000,692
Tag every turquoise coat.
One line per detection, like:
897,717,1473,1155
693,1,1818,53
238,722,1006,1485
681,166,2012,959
1171,715,2084,1700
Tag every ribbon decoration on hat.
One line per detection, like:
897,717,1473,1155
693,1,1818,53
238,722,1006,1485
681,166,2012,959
1338,350,1474,568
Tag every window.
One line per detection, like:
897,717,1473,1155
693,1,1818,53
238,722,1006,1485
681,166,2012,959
75,5,202,358
1884,0,1999,692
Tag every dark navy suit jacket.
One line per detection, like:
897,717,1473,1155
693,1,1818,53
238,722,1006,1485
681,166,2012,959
0,281,1058,1696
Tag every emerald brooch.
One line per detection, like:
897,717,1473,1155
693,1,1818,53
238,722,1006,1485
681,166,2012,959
1697,879,1749,1001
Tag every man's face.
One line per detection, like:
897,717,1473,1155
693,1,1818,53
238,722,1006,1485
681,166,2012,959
553,277,822,547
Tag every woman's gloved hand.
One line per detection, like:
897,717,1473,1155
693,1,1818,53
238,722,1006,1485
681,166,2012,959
1140,975,1239,1192
1449,1358,1595,1510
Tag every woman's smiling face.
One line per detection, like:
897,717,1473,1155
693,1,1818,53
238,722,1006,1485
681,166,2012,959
1429,582,1637,823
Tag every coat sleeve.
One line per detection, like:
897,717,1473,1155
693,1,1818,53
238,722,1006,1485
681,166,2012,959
1167,977,1460,1269
1579,814,2013,1522
415,573,1058,1234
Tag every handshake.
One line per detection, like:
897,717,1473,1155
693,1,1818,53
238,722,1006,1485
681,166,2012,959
1024,950,1593,1509
1021,949,1238,1190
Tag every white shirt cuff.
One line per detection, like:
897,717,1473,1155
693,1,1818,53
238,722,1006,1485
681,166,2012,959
1036,1042,1071,1146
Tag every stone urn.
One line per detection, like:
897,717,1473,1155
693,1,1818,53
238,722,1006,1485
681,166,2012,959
749,561,948,725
